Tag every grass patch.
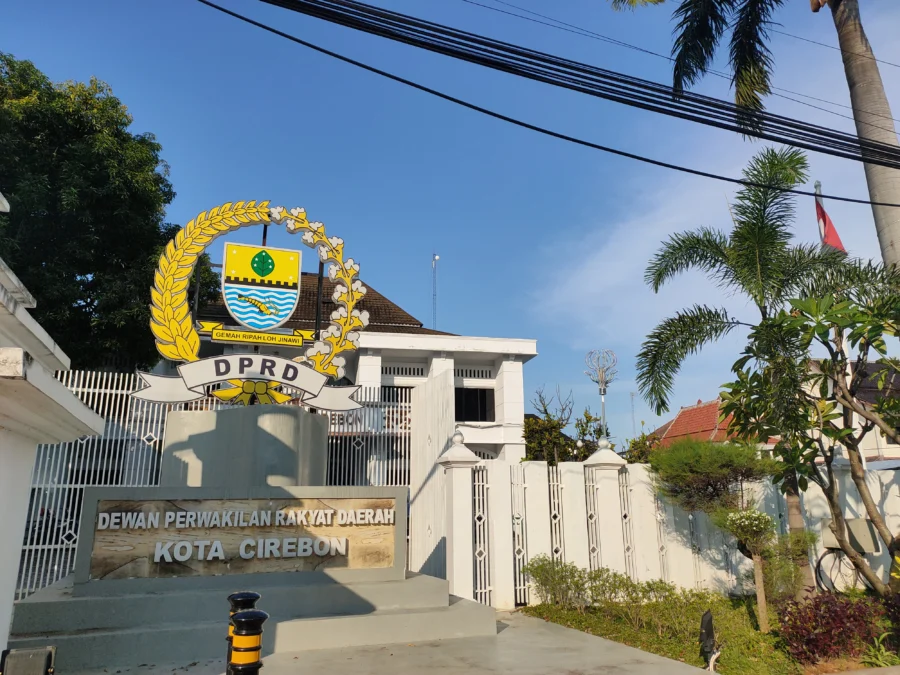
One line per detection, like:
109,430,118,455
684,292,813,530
522,598,799,675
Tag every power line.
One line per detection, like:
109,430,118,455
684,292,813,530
456,0,900,134
770,28,900,70
258,0,900,170
196,0,900,208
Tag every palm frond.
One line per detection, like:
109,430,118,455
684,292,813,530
729,0,783,118
773,243,846,301
637,305,742,414
801,257,900,305
672,0,737,94
645,227,731,291
610,0,668,9
728,147,808,308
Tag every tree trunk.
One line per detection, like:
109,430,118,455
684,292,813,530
752,553,771,633
828,0,900,267
784,480,816,599
821,471,889,595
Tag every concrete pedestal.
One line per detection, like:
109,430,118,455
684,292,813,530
160,405,328,488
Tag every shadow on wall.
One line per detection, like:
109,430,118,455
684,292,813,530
160,406,327,488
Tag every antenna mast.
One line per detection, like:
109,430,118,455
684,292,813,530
432,253,440,330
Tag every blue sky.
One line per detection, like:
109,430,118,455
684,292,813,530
3,0,899,443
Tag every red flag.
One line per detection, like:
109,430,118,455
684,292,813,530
815,181,846,252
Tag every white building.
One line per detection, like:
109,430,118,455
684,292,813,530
192,271,538,462
0,256,103,650
16,271,538,595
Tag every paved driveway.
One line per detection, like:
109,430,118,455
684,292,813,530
71,611,704,675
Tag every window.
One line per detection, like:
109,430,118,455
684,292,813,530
455,388,495,423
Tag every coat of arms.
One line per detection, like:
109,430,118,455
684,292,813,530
222,242,301,331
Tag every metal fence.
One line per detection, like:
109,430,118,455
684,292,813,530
16,372,412,600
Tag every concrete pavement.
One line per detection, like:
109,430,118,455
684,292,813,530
69,611,704,675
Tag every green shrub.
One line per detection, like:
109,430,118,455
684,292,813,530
862,633,900,668
521,555,588,609
647,439,778,512
762,532,817,608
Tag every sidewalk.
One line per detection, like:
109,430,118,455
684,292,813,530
71,611,704,675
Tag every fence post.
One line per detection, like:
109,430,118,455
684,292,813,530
583,439,627,574
436,431,480,600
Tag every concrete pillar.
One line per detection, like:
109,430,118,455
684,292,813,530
0,349,103,652
494,356,524,432
0,429,40,651
583,440,627,574
355,349,382,388
436,431,480,599
498,443,526,462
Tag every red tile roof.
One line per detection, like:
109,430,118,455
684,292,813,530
653,399,734,446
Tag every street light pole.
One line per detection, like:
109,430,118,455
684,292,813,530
584,349,617,439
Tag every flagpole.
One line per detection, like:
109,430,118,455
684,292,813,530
816,179,858,466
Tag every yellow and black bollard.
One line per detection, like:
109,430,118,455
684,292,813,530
226,592,261,674
229,609,268,675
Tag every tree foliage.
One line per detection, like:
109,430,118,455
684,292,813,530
621,423,661,464
0,53,217,368
524,388,611,464
647,438,777,513
637,147,844,415
720,265,900,595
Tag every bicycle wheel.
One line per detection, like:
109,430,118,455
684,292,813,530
816,549,863,593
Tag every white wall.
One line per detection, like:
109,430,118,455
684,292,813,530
444,457,900,609
0,430,40,651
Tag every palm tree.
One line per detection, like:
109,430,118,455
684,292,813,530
638,146,844,597
608,0,900,268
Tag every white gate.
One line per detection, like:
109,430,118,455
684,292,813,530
16,372,412,599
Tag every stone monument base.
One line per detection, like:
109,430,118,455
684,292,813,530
160,406,328,488
9,572,497,670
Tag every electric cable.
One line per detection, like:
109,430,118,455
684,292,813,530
196,0,900,208
256,0,900,170
456,0,900,133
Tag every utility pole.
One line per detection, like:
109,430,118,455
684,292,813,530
584,350,618,439
431,253,439,330
630,392,637,439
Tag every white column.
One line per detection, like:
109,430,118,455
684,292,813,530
494,356,524,427
355,348,382,388
523,462,552,560
487,460,516,609
436,432,480,599
408,353,455,578
0,429,39,651
584,440,627,575
498,443,526,462
559,462,589,569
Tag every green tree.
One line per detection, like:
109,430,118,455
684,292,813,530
637,146,844,596
622,422,661,463
606,0,900,267
723,509,777,633
0,53,216,369
721,283,900,596
647,438,777,512
524,388,611,464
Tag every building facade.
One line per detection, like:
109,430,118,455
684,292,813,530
16,271,537,595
